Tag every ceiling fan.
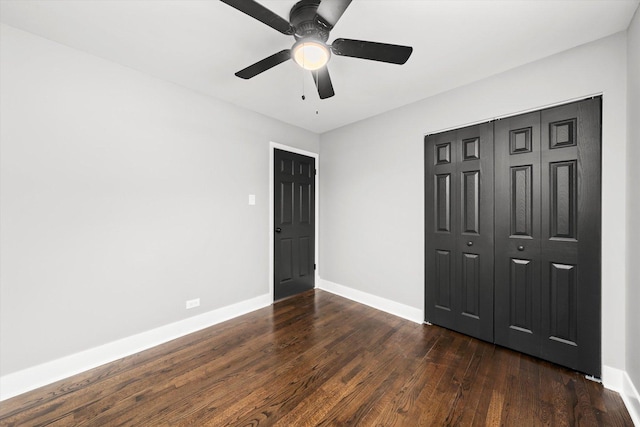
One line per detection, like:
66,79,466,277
220,0,413,99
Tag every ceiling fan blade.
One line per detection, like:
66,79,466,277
235,50,292,79
312,66,335,99
331,38,413,64
220,0,293,35
316,0,352,30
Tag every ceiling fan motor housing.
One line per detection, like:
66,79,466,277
290,0,329,42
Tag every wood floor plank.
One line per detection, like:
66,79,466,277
0,290,633,426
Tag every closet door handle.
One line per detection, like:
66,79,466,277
517,245,525,251
275,227,282,233
466,241,473,247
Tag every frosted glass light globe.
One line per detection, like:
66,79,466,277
292,40,330,70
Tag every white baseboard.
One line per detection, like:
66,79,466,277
622,371,640,426
0,293,271,402
317,278,423,324
602,365,640,425
603,365,625,391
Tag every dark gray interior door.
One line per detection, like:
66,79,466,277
425,122,495,342
274,149,315,300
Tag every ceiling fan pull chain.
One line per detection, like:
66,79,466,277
315,71,319,113
301,67,306,101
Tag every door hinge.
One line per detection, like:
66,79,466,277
314,263,316,270
314,169,317,176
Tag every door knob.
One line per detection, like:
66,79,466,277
517,245,525,251
467,241,473,247
275,227,282,233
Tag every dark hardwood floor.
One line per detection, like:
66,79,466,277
0,290,633,426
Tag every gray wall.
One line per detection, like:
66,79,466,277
0,24,319,375
626,5,640,410
319,32,629,373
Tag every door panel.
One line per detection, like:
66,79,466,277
427,132,457,320
461,252,480,317
456,125,495,341
549,161,577,239
299,184,311,224
425,122,494,342
495,111,542,355
280,181,294,224
436,174,452,232
510,165,533,237
548,262,577,345
298,236,311,276
509,258,534,333
539,99,601,375
274,149,315,300
462,171,480,234
435,249,453,310
279,238,294,281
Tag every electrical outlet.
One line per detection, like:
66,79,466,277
186,298,200,309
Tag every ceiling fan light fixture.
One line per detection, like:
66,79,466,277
292,40,330,70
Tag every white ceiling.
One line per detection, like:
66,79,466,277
1,0,638,133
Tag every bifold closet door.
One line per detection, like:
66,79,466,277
425,97,601,376
494,98,602,376
425,123,494,342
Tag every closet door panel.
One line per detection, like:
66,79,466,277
426,132,459,327
434,249,454,310
425,123,494,342
509,257,535,333
455,124,494,341
540,98,601,376
494,111,542,355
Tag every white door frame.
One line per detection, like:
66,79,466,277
269,142,320,302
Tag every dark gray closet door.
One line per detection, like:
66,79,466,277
425,97,601,376
425,122,495,342
494,98,602,376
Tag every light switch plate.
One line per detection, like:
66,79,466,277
248,194,256,205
